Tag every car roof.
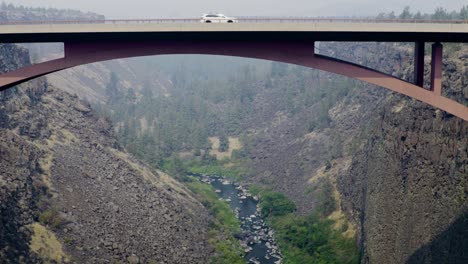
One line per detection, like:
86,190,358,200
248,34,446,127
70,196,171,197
202,13,226,17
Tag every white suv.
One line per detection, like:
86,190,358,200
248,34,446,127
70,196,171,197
200,14,238,23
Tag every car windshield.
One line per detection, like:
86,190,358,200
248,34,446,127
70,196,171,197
206,15,218,17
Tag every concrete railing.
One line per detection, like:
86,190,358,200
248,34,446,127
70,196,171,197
0,18,467,25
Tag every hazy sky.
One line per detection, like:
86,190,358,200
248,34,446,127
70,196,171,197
8,0,467,19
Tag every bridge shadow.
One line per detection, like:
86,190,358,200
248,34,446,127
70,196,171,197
406,211,468,264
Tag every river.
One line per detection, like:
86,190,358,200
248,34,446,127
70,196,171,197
199,175,282,264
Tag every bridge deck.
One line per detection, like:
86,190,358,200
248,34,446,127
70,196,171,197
0,22,467,43
0,20,466,120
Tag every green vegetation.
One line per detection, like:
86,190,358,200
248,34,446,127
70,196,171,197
252,185,359,264
186,180,240,233
258,191,296,217
306,178,337,217
64,237,73,245
161,154,186,181
153,153,245,262
208,236,244,264
158,148,249,181
93,56,359,174
271,214,359,264
218,134,229,152
94,62,265,170
329,132,344,160
184,158,249,180
248,184,265,196
185,179,243,264
38,208,66,230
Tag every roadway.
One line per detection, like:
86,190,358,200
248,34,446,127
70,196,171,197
0,20,467,43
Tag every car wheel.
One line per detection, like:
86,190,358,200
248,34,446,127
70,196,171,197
205,20,212,23
227,20,233,23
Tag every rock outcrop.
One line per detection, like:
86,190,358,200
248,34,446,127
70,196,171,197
339,95,467,264
0,43,212,263
335,44,468,263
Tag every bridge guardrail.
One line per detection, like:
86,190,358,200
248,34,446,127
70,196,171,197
0,18,467,25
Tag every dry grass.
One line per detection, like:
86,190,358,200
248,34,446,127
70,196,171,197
208,136,242,160
391,100,406,113
32,129,78,193
306,156,357,238
57,129,79,145
138,117,151,134
177,151,193,159
28,223,69,263
307,158,351,185
327,190,357,239
329,102,361,121
38,154,54,190
109,148,159,183
327,163,357,239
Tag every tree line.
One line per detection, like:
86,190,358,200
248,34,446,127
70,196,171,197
377,6,468,20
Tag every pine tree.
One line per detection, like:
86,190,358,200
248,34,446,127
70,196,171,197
219,134,229,152
399,6,412,20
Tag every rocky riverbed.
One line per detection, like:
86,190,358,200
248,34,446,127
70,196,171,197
199,175,282,264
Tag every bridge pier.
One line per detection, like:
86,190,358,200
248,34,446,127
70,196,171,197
414,42,425,87
430,42,443,96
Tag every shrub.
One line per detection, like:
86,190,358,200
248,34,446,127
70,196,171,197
64,237,73,245
259,184,358,263
307,178,337,217
259,191,296,217
218,134,229,152
38,208,66,229
271,213,359,264
325,160,332,171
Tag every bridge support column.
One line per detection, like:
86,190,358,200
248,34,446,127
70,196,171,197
430,42,443,95
414,42,425,87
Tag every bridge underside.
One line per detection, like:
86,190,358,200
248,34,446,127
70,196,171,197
0,40,466,121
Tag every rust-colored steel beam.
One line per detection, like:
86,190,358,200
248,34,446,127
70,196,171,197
0,41,466,121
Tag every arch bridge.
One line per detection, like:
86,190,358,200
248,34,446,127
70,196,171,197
0,19,467,120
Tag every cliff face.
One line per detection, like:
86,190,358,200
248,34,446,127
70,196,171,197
335,44,468,264
245,76,386,213
242,42,467,263
0,44,212,263
339,97,467,264
331,43,468,263
0,44,46,263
